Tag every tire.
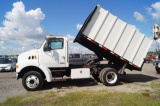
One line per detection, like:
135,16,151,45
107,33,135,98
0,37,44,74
102,68,119,86
10,67,13,72
99,68,110,83
99,69,105,83
22,71,44,91
155,66,160,73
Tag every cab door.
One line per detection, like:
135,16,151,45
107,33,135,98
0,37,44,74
42,37,68,68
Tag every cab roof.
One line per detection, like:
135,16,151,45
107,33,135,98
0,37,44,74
45,35,67,39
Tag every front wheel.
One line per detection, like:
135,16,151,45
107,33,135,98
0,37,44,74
22,71,44,91
102,68,119,86
10,67,13,72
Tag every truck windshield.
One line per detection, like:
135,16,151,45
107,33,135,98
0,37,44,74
44,38,64,51
0,58,12,64
50,41,63,49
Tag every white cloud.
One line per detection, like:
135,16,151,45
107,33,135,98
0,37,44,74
147,2,160,21
0,40,26,55
146,7,152,13
68,45,93,54
0,1,47,55
76,23,83,30
66,34,75,44
134,11,145,22
67,24,93,54
66,34,93,54
0,1,93,55
0,41,4,45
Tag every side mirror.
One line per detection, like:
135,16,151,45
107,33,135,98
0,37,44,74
44,38,50,51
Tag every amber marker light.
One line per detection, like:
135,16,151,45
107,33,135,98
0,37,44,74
16,65,19,69
34,55,37,59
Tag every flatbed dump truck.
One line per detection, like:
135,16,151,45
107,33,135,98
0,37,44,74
16,5,152,91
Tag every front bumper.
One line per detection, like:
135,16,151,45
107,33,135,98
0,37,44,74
0,68,11,72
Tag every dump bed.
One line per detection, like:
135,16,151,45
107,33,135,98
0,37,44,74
74,5,152,70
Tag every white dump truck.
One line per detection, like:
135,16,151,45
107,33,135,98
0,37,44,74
16,5,152,91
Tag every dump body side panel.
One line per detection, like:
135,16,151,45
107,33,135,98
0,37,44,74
132,37,152,67
74,5,152,70
114,25,135,57
123,31,145,62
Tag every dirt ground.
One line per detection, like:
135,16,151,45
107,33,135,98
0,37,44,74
0,63,160,102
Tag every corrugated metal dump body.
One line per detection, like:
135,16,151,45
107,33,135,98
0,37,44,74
74,5,152,70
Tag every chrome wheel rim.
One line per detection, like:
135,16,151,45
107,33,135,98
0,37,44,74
26,75,39,89
106,72,117,84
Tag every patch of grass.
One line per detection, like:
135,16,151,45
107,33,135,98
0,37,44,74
0,90,160,106
0,91,56,106
0,96,39,106
46,90,160,106
151,79,160,88
45,90,119,106
150,80,160,95
151,83,160,89
120,93,160,106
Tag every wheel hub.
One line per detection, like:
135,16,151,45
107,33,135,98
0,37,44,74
30,80,34,84
26,75,39,89
106,72,117,84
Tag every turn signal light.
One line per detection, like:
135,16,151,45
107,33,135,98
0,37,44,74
16,65,19,69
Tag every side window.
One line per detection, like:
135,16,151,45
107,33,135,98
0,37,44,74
13,58,17,63
11,59,14,63
15,59,17,63
73,54,80,58
44,38,64,51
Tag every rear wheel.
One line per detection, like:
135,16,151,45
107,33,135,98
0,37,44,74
101,68,119,86
22,71,44,91
99,68,107,83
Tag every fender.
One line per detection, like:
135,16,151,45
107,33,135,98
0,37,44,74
16,62,53,82
38,63,52,82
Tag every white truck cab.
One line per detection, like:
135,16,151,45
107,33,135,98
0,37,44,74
16,35,90,91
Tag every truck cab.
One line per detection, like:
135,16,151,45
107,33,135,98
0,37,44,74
16,35,90,91
16,36,68,90
16,35,69,73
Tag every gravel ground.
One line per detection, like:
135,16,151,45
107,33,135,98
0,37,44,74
0,63,160,102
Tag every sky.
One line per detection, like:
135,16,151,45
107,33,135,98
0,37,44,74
0,0,160,55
